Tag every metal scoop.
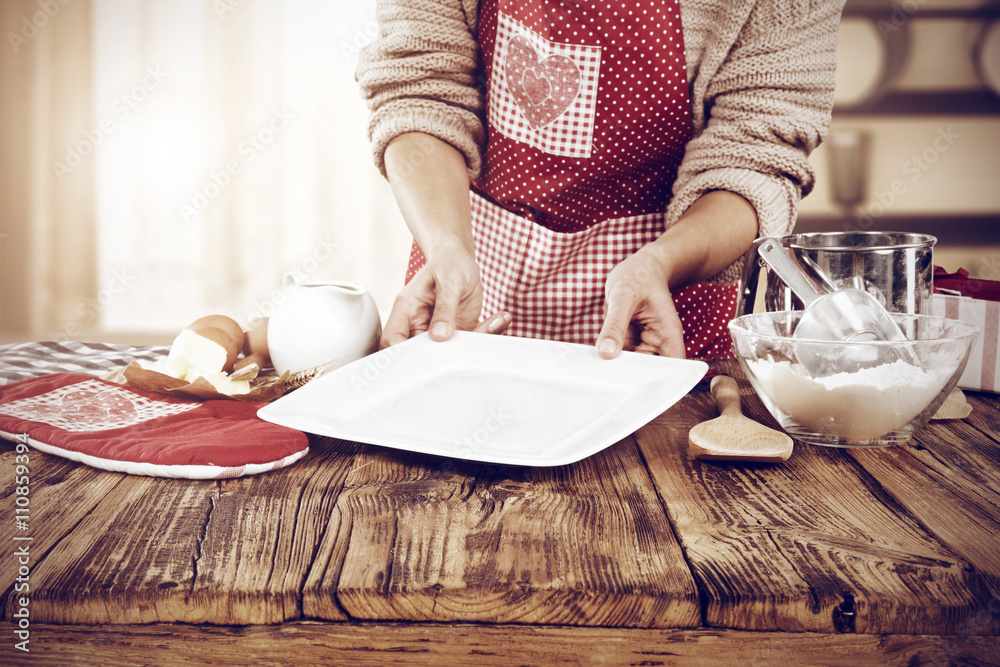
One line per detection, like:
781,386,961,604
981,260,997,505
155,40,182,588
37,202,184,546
756,238,921,377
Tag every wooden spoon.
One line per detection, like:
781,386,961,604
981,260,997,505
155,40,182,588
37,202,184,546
688,375,793,463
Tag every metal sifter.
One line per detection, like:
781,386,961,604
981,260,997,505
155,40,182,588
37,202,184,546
756,238,921,377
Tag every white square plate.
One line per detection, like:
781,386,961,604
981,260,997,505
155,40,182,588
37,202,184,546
257,332,707,467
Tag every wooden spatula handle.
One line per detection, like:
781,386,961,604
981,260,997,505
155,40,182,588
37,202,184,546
710,375,743,418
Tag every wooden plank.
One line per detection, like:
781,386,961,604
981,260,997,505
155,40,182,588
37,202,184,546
187,437,360,624
5,436,358,625
848,389,1000,603
1,447,127,621
306,437,701,627
18,474,215,624
12,622,1000,666
636,363,995,635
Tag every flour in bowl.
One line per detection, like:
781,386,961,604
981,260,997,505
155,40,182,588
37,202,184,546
747,357,954,442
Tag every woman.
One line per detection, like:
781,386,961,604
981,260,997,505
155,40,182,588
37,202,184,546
357,0,844,359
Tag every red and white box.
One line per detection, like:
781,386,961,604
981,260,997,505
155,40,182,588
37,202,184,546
930,267,1000,394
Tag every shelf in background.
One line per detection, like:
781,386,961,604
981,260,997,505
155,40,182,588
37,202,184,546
834,91,1000,117
843,0,1000,20
795,214,1000,245
835,0,1000,116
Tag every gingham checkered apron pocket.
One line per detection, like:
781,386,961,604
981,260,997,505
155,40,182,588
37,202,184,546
488,10,601,158
403,191,740,358
470,191,665,345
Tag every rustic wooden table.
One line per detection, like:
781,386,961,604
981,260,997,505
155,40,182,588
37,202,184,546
2,359,999,665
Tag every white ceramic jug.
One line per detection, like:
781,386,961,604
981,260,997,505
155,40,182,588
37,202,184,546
267,273,382,375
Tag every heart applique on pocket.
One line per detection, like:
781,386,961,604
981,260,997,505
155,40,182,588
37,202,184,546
505,36,582,129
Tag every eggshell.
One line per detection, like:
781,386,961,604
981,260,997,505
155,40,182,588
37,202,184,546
190,315,245,352
191,326,241,373
243,318,271,367
232,352,266,379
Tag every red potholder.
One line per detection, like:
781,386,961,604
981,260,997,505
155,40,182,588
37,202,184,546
0,373,309,479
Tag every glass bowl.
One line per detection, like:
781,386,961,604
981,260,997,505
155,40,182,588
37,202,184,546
728,312,979,448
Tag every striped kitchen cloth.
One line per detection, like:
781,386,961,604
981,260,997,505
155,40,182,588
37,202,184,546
0,341,168,386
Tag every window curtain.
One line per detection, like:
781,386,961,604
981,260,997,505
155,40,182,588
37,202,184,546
0,0,410,342
1,0,97,341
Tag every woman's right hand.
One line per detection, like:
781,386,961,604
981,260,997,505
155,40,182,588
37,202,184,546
380,243,511,348
381,132,510,347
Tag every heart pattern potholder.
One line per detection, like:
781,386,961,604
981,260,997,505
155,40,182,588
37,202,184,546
505,35,581,129
0,373,309,479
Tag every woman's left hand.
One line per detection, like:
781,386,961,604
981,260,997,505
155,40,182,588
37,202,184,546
594,190,760,360
595,244,687,360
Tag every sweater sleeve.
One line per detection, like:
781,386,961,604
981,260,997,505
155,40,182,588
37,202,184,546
356,0,486,180
669,0,844,283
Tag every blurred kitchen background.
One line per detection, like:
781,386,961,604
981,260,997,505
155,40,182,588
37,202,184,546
1,0,999,345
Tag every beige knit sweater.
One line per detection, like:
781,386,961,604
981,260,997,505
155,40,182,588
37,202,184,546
357,0,845,282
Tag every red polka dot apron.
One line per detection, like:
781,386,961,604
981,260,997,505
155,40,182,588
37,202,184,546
405,0,737,359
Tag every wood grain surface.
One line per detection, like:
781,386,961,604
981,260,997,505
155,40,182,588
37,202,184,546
2,357,999,664
848,389,1000,600
307,436,700,627
636,361,999,636
1,438,362,625
17,622,1000,666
